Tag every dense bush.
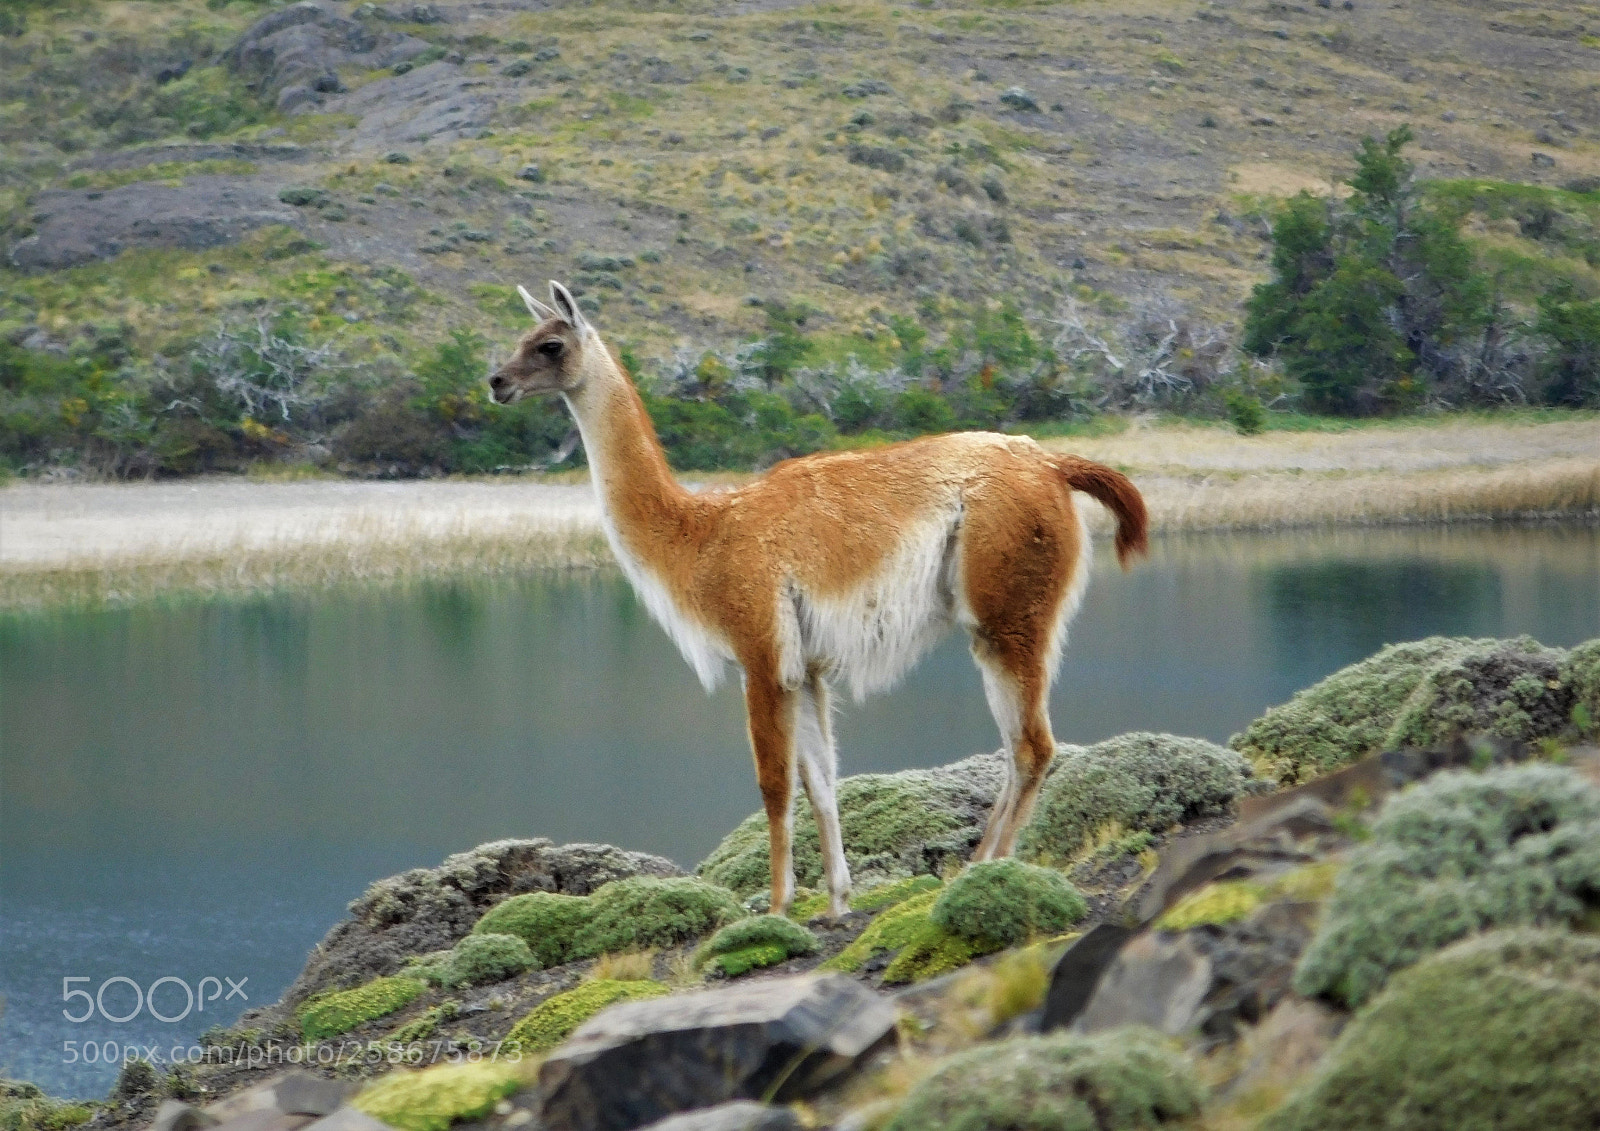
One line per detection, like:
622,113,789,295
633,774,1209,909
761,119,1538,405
1269,929,1600,1131
573,876,745,955
1232,637,1490,783
884,1028,1203,1131
694,915,819,977
1294,763,1600,1007
434,933,534,989
1234,635,1594,783
930,859,1086,947
1017,734,1251,863
471,892,593,969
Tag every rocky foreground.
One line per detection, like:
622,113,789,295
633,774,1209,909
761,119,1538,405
8,633,1600,1131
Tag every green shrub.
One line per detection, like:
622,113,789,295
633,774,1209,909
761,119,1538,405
438,933,534,989
695,915,819,976
573,877,745,955
698,753,1001,896
0,1081,94,1131
1018,734,1250,862
1384,636,1573,749
1294,763,1600,1007
825,888,991,983
1224,388,1266,434
1535,281,1600,407
930,860,1086,947
504,979,671,1054
472,892,595,969
1232,637,1489,784
353,1061,526,1131
1562,638,1600,735
298,976,427,1040
1268,929,1600,1131
884,1028,1204,1131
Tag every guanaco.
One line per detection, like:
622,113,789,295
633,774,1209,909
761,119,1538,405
490,282,1148,918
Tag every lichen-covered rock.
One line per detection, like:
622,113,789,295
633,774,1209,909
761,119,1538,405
1018,734,1251,863
285,840,678,1005
1384,636,1574,749
298,975,426,1040
1294,763,1600,1007
1267,929,1600,1131
352,1060,528,1131
695,917,819,978
507,979,672,1055
883,1028,1203,1131
930,859,1086,947
575,877,745,956
697,753,1006,896
1232,637,1488,784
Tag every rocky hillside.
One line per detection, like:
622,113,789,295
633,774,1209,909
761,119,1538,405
4,0,1599,357
7,632,1599,1131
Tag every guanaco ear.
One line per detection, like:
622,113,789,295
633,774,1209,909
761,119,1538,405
517,284,558,322
548,280,589,331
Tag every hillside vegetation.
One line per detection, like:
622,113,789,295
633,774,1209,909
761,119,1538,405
1,0,1598,476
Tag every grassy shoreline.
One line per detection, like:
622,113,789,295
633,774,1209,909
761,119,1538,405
3,418,1597,610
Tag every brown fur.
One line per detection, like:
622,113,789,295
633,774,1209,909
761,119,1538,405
491,284,1149,914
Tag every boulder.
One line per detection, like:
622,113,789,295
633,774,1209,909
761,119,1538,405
9,178,299,270
324,63,506,150
222,3,430,106
539,974,898,1131
281,840,679,1005
635,1103,802,1131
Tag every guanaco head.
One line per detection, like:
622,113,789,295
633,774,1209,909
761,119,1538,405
488,280,597,404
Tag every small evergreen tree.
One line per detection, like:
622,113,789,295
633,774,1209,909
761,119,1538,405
1243,126,1490,414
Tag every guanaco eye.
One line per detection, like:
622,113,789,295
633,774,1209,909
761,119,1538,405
538,340,564,358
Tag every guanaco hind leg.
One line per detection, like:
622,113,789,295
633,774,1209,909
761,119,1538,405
745,675,798,914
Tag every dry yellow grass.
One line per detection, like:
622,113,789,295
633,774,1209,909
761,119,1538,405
2,418,1596,608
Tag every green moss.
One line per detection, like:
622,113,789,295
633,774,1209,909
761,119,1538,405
883,929,990,984
697,753,998,896
696,915,819,975
1294,763,1600,1007
439,933,534,989
1383,636,1573,749
472,892,595,968
851,874,944,913
298,976,427,1041
884,1028,1204,1131
1154,881,1267,932
1231,637,1490,784
573,876,744,955
826,889,945,973
352,1061,526,1131
1018,733,1250,862
504,979,671,1054
1268,929,1600,1131
930,860,1087,947
709,943,792,977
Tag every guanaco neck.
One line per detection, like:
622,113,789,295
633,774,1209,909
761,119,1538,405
563,345,707,572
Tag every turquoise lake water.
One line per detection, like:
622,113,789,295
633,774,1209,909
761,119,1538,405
2,522,1597,1096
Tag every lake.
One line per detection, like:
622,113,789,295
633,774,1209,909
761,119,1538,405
3,522,1598,1096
